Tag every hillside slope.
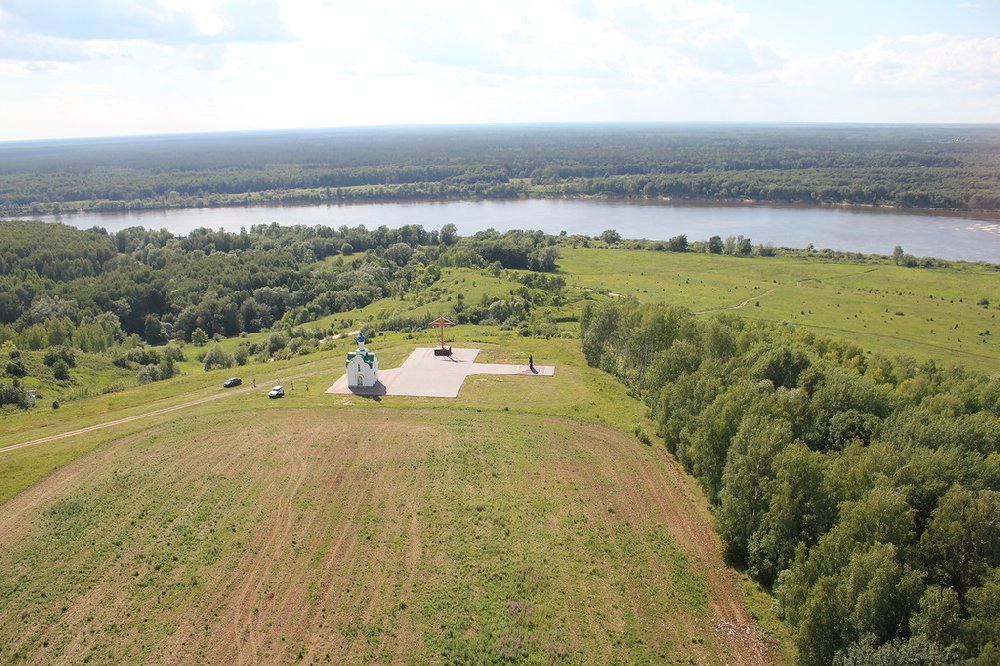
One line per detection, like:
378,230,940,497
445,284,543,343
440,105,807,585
0,406,778,664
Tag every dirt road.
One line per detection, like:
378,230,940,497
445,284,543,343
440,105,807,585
0,367,329,456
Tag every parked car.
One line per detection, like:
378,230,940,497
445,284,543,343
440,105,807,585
223,377,242,388
268,385,284,399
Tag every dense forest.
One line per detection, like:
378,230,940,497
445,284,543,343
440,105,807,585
581,300,1000,665
0,220,558,339
0,219,563,405
2,124,999,216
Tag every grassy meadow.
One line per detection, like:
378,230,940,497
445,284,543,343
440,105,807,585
559,248,1000,373
0,329,789,665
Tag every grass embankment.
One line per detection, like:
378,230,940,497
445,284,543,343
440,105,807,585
559,248,1000,373
0,331,790,664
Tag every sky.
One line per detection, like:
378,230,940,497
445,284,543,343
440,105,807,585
0,0,998,141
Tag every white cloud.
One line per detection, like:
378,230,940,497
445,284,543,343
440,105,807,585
782,33,1000,92
157,0,229,37
0,0,998,139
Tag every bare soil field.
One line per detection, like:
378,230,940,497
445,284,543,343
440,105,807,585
0,408,777,665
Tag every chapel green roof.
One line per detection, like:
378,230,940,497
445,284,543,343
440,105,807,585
346,349,376,368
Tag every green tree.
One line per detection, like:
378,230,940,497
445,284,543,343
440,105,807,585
737,236,753,256
0,380,28,409
919,485,1000,598
439,223,458,246
717,413,795,561
530,246,560,272
964,567,1000,662
600,229,621,245
267,330,289,355
144,313,164,345
667,234,688,252
5,349,28,377
191,327,209,346
708,235,723,254
385,242,413,266
749,442,834,584
910,585,962,650
795,543,923,666
232,344,249,366
159,353,176,379
202,344,233,371
687,380,765,501
51,358,70,381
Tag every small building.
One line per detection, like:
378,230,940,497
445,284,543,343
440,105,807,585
345,332,379,388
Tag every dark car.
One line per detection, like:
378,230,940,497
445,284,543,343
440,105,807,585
268,385,284,399
223,377,242,388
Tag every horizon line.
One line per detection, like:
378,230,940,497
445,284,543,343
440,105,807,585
3,120,1000,146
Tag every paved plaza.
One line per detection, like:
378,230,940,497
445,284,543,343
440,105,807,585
326,347,555,398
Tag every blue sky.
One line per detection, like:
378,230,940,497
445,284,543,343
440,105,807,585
0,0,997,140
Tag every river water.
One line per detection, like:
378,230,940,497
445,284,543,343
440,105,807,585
25,199,1000,262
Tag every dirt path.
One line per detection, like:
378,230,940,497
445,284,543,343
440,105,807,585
696,266,884,315
0,367,330,456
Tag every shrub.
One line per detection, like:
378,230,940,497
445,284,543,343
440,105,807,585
631,424,652,445
43,346,76,368
0,381,28,409
5,350,28,377
202,344,233,371
232,344,249,366
136,364,162,384
191,328,209,346
51,359,70,381
267,331,289,355
162,345,186,362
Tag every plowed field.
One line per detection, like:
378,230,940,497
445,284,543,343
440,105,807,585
0,408,777,664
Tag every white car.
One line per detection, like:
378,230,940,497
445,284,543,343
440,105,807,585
267,385,284,399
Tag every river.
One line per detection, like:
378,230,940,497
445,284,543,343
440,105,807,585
23,199,1000,262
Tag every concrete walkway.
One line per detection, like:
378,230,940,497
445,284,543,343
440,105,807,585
326,348,555,398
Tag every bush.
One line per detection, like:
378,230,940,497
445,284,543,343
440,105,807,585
43,346,76,368
232,344,249,366
113,346,162,368
631,424,652,445
202,344,233,371
0,381,28,409
267,331,289,355
5,351,28,377
136,364,162,384
162,345,186,362
51,358,70,381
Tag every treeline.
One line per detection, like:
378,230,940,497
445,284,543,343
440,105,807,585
0,220,560,350
543,167,1000,210
581,300,999,665
2,124,999,216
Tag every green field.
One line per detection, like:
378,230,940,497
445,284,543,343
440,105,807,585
559,248,1000,373
6,244,1000,664
0,331,790,665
